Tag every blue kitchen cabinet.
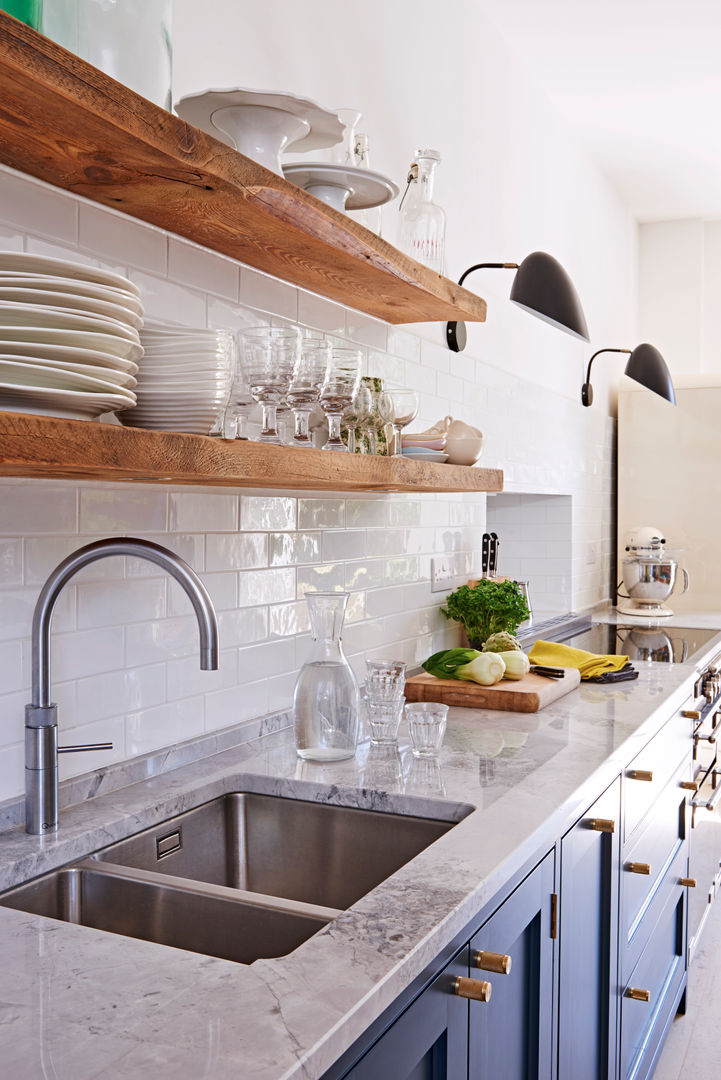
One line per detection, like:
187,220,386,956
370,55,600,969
558,778,621,1080
468,850,556,1079
339,947,469,1079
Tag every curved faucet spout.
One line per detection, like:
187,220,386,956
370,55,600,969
25,537,219,834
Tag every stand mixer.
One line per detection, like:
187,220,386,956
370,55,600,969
616,526,689,618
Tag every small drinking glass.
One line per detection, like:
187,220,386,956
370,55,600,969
346,384,373,453
365,658,407,702
214,336,254,439
362,389,385,455
378,389,419,455
405,702,448,757
319,346,362,451
366,698,404,746
287,338,331,448
241,326,300,443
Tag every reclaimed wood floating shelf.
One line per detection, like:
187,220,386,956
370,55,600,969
0,413,504,494
0,14,487,327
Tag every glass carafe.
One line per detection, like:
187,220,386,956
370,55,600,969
294,592,359,761
398,149,446,274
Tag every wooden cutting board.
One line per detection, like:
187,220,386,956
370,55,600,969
404,668,581,713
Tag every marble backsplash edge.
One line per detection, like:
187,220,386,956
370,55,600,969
0,707,293,833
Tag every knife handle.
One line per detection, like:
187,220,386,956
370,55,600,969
481,533,490,577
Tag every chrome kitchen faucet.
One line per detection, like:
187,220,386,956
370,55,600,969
24,537,219,835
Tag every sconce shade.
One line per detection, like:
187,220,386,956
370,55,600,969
625,343,676,404
509,251,590,342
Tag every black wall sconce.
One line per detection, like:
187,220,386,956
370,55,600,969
581,344,676,407
446,250,590,352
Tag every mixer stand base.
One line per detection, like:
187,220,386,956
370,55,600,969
616,601,674,618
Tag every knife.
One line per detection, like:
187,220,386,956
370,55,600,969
489,532,499,577
481,533,490,578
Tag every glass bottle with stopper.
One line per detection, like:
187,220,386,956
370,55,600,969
398,149,447,274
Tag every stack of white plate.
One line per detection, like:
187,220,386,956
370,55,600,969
0,252,142,420
120,326,234,434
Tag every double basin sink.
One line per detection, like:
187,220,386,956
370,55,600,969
0,792,456,965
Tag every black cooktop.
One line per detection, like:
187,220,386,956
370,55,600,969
557,623,721,665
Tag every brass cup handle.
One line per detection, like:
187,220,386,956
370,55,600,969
626,988,651,1002
453,976,492,1002
472,949,512,975
626,862,651,876
627,769,654,782
588,818,615,833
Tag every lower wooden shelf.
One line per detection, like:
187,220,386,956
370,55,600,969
0,413,503,493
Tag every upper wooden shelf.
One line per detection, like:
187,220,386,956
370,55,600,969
0,412,503,494
0,14,487,327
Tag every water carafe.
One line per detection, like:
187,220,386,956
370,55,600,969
294,592,359,761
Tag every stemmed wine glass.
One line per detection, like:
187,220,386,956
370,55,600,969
240,326,299,443
378,389,419,455
287,338,331,447
319,347,362,451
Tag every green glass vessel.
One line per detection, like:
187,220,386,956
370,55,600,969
1,0,42,28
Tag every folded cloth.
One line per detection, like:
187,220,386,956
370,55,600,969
528,640,631,681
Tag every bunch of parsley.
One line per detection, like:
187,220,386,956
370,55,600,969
441,579,530,646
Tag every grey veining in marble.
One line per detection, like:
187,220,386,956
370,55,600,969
0,660,704,1079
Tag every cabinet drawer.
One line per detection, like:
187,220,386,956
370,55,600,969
622,834,688,984
624,713,691,843
620,891,686,1080
621,764,690,975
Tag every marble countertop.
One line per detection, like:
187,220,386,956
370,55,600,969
0,654,710,1079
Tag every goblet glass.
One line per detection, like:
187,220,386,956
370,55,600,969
378,389,419,455
319,347,362,451
240,326,300,443
362,389,385,455
287,338,331,447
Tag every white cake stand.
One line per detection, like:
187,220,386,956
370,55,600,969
282,163,400,213
174,88,345,175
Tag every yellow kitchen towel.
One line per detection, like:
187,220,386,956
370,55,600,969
528,640,630,680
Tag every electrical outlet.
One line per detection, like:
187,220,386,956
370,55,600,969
431,557,455,593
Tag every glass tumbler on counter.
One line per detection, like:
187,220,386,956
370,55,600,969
294,592,359,761
405,702,448,758
364,658,406,745
241,325,299,444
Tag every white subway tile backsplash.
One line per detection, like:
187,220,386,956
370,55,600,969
269,600,309,638
345,499,388,528
206,532,268,571
240,267,298,320
0,483,77,534
126,698,205,756
169,492,238,533
386,556,420,584
77,578,166,629
237,639,295,683
0,585,75,641
76,664,166,722
128,270,206,326
168,238,239,301
239,568,295,607
344,559,385,590
298,499,344,530
0,222,23,251
166,648,238,701
345,312,388,351
125,614,210,666
126,534,205,577
0,539,22,585
205,680,268,730
297,289,346,334
0,640,23,694
50,626,125,682
0,167,77,242
79,488,167,534
59,715,126,779
269,532,321,566
217,607,269,648
79,203,167,274
297,563,346,595
322,530,366,561
241,496,296,532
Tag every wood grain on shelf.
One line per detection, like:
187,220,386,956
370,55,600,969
0,413,503,493
0,13,487,326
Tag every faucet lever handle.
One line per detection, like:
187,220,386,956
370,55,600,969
58,742,113,754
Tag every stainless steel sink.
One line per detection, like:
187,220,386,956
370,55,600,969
0,792,460,965
92,792,455,910
0,861,336,965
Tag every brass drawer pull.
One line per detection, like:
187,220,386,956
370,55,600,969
680,780,699,791
680,877,697,888
626,988,651,1002
588,818,615,833
472,950,512,975
627,769,654,782
683,709,702,720
453,976,492,1002
626,862,651,875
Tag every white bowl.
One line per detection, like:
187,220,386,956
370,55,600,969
445,435,484,465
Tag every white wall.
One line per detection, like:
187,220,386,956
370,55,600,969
0,2,635,803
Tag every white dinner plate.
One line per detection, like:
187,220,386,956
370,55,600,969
0,383,133,419
0,289,143,331
0,337,140,374
0,301,141,343
401,449,449,462
0,353,136,390
0,359,136,400
0,252,141,297
0,274,144,317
